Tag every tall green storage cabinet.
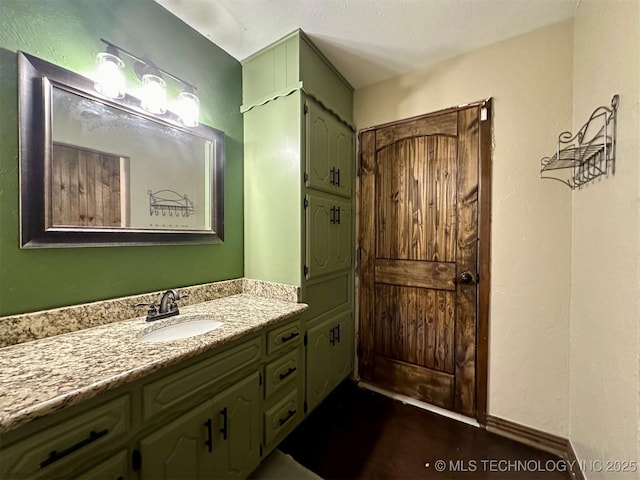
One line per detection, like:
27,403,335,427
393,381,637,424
243,30,355,415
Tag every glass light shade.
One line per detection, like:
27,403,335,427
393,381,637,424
177,91,200,127
141,74,167,114
94,52,125,99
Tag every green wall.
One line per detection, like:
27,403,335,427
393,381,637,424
0,0,244,315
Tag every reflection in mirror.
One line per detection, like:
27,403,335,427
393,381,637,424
50,86,212,232
18,52,224,247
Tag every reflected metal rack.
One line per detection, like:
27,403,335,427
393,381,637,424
148,190,195,217
541,95,619,189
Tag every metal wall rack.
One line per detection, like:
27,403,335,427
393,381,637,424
540,95,619,189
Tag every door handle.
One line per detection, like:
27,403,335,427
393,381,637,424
204,418,213,453
278,409,296,426
279,366,297,380
281,331,299,343
220,407,228,440
40,429,108,468
456,271,476,284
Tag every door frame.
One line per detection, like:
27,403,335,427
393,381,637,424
354,99,492,425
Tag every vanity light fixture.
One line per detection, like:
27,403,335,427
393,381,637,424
141,73,167,114
94,39,200,126
176,90,200,127
94,49,126,99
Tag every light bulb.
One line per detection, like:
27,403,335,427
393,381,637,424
94,52,125,99
177,91,200,127
141,74,167,114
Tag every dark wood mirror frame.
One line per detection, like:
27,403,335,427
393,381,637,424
18,51,225,248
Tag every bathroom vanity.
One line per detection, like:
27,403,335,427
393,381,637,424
1,27,357,480
0,289,311,479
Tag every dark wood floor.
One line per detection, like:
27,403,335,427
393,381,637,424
280,382,570,480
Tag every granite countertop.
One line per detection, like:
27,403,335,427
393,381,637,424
0,293,307,434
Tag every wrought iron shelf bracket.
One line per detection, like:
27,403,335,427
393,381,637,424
540,95,619,190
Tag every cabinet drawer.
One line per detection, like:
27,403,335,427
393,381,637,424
143,336,262,421
1,396,130,480
74,449,128,480
265,347,302,399
266,319,302,356
263,389,301,447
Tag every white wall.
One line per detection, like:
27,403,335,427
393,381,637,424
570,1,640,478
354,21,574,436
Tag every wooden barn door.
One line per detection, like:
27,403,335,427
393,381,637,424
358,104,490,418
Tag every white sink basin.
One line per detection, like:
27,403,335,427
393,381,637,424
139,315,224,343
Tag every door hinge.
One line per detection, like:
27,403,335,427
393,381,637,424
303,102,308,115
260,443,263,457
132,449,142,471
303,198,308,209
303,171,308,183
303,333,308,346
303,401,308,414
481,107,488,121
303,265,309,276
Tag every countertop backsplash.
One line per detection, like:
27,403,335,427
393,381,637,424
0,278,301,348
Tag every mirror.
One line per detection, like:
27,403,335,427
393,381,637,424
18,52,224,248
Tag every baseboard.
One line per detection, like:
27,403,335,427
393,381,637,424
565,440,586,480
486,416,585,480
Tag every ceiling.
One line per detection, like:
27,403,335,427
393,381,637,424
155,0,578,89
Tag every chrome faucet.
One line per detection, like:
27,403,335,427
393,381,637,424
159,289,180,315
136,289,187,322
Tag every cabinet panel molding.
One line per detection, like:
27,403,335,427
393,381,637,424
1,395,130,480
142,337,262,421
212,372,261,480
265,346,302,399
139,400,215,480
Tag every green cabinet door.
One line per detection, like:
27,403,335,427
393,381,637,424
306,316,335,412
306,100,331,192
212,372,261,480
305,99,353,198
305,192,332,279
305,192,352,280
332,197,352,272
306,310,354,412
332,310,353,383
333,124,353,199
139,401,215,480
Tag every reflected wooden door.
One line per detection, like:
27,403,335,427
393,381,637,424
359,106,484,416
51,143,126,228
